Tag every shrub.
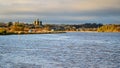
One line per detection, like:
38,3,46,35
0,29,7,35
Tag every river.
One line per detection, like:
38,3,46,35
0,32,120,68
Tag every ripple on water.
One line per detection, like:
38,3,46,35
0,32,120,68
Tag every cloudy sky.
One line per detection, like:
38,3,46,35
0,0,120,24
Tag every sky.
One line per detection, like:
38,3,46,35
0,0,120,24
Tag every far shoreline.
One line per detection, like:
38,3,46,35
0,31,66,35
1,31,120,35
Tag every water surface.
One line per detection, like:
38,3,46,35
0,32,120,68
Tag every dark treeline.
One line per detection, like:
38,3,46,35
45,23,103,31
66,23,103,28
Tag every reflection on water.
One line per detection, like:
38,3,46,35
0,32,120,68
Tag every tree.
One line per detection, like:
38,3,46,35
0,28,6,34
97,24,120,32
7,22,13,27
11,23,25,31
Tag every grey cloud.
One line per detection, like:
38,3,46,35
0,0,120,24
1,8,120,17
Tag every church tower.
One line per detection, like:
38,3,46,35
33,18,43,27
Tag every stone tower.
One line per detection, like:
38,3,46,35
33,19,42,27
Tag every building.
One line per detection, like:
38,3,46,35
33,19,43,27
